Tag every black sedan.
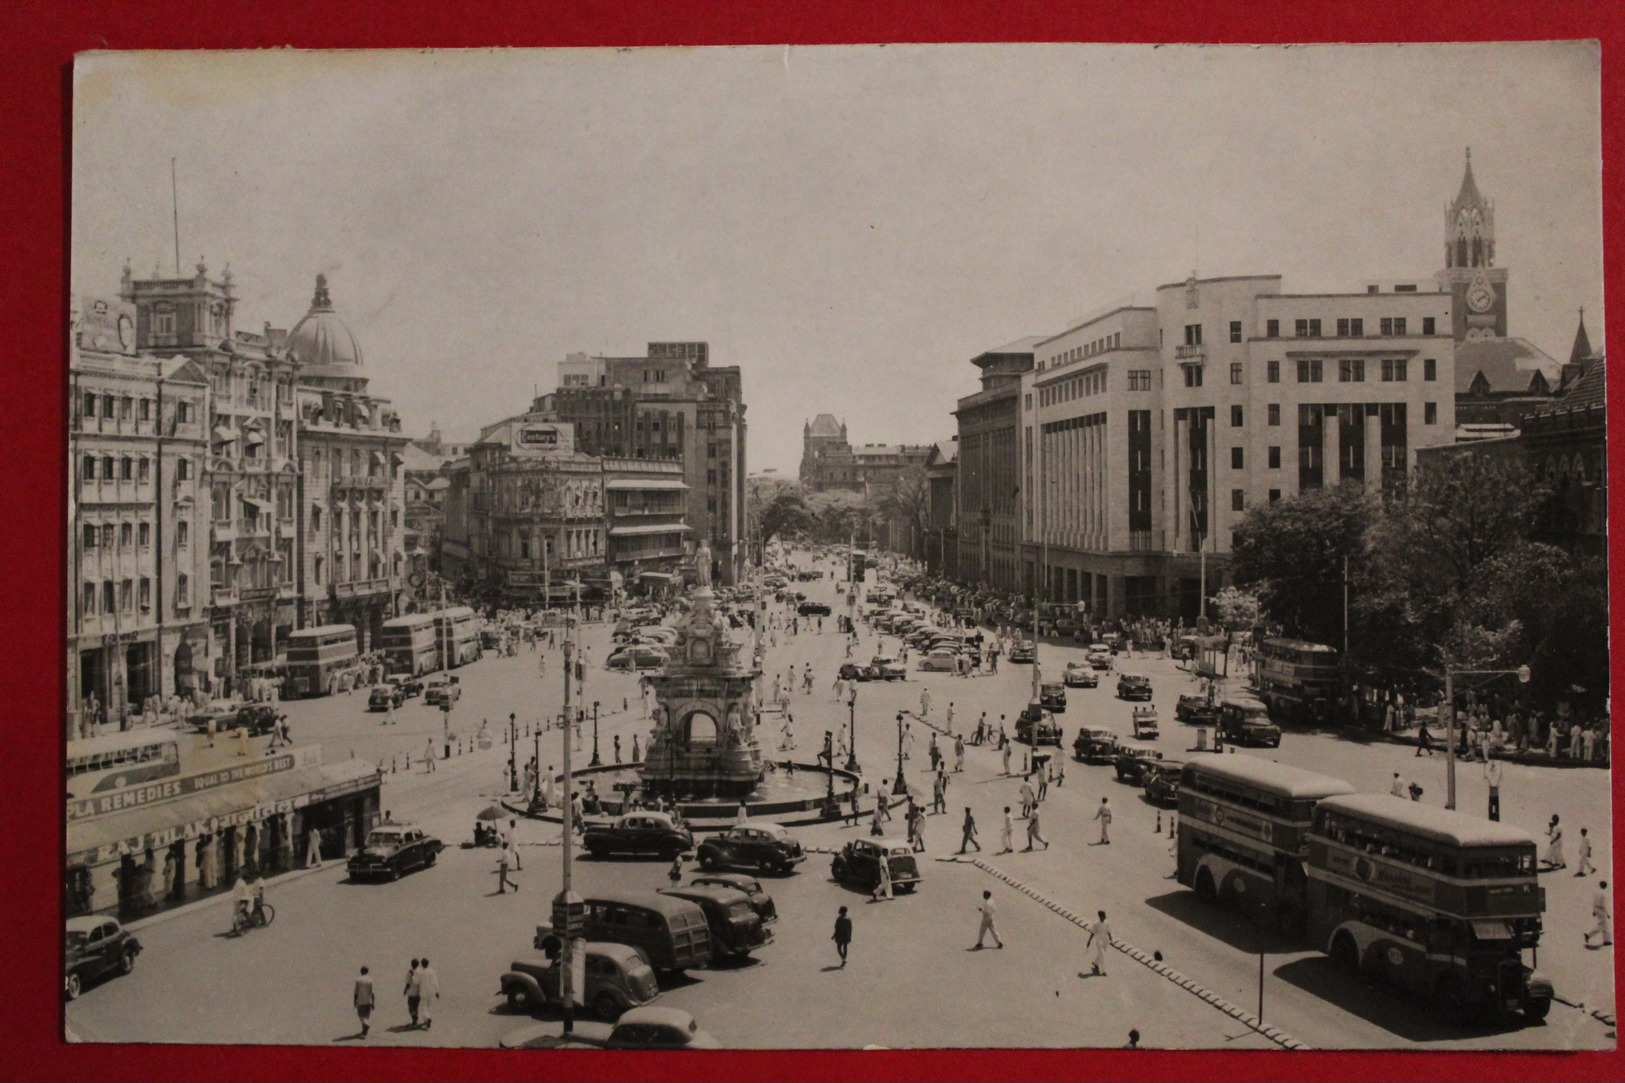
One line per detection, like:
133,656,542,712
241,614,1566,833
64,916,141,1000
695,821,806,875
797,601,832,616
830,838,920,894
1113,746,1164,785
1142,760,1184,806
1008,641,1037,664
346,824,444,881
838,662,876,682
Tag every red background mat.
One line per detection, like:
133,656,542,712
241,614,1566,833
2,2,1620,1080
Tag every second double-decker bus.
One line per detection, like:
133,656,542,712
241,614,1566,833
284,624,360,697
1254,638,1341,724
1305,793,1551,1023
379,613,438,676
66,730,182,802
1177,755,1355,934
431,606,481,669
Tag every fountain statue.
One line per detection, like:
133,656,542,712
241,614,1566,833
639,586,764,799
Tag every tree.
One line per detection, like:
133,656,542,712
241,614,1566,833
750,486,814,551
805,490,872,544
1205,586,1260,677
1230,483,1375,648
876,466,930,558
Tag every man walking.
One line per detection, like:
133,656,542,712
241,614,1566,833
1001,740,1013,776
954,735,966,773
1545,815,1566,870
973,889,1004,949
1094,797,1113,844
416,959,439,1030
959,807,981,853
1584,881,1613,947
998,806,1015,854
1023,806,1049,851
1577,828,1596,877
305,827,323,869
832,906,852,968
404,959,421,1027
353,966,375,1037
497,844,518,893
1390,771,1406,798
1484,758,1503,821
932,771,947,815
424,737,437,773
1083,911,1113,976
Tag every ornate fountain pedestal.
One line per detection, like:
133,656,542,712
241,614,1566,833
639,588,765,800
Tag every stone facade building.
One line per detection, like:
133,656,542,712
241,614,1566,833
954,339,1037,591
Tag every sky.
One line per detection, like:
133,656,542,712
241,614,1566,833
72,43,1603,475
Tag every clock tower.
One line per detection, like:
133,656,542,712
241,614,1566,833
1434,148,1508,341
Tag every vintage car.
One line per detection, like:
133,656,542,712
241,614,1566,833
1116,674,1153,701
1217,697,1283,748
694,821,805,876
1131,704,1160,740
346,823,444,881
870,656,907,681
1008,641,1037,664
837,661,877,683
1113,745,1165,785
658,885,770,960
368,682,405,711
1086,645,1114,670
583,812,694,860
1141,759,1185,806
830,838,921,894
424,675,462,707
64,916,141,1000
1174,693,1220,727
689,872,778,924
605,646,670,672
1062,662,1099,689
918,648,959,673
391,674,425,698
500,942,660,1021
1039,681,1067,712
191,703,281,736
797,601,832,616
501,1006,723,1051
1072,726,1120,764
1015,700,1064,746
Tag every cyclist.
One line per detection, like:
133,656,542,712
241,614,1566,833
231,874,252,932
250,874,267,924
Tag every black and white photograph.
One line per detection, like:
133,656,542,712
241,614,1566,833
62,42,1609,1052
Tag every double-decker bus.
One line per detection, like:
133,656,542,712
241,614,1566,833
1255,638,1341,723
1306,793,1551,1022
283,624,360,697
1177,756,1355,934
66,730,181,802
379,613,438,676
431,606,482,669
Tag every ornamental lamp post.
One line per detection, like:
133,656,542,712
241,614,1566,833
590,701,602,767
845,690,860,773
893,711,907,796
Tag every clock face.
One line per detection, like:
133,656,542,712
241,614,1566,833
1467,282,1495,313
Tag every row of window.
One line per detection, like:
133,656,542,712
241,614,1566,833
81,391,201,426
1044,331,1124,371
80,575,185,616
81,520,189,550
82,454,192,481
1289,358,1438,384
1261,316,1437,339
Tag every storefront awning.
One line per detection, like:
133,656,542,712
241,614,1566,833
370,450,386,465
639,571,678,581
609,523,692,537
605,478,689,491
212,426,237,444
242,497,274,516
66,758,380,865
244,430,266,446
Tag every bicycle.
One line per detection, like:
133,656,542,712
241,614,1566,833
230,901,276,936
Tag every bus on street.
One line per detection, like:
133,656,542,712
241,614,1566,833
432,606,482,669
1177,755,1355,935
1255,638,1341,723
1306,793,1551,1023
379,613,438,676
66,730,182,802
283,624,360,697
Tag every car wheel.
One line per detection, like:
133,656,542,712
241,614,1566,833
586,843,606,858
425,850,437,867
1522,995,1552,1022
698,851,718,871
119,947,137,975
593,991,624,1021
388,865,401,882
65,972,82,1000
831,858,847,882
1437,974,1474,1026
1330,932,1360,975
1195,868,1218,903
505,986,530,1012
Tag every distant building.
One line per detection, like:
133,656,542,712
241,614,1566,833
922,438,959,579
954,339,1037,591
799,413,932,500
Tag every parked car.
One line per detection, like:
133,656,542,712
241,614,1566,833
658,885,770,960
1113,745,1165,785
1116,674,1153,701
694,820,805,876
1131,704,1160,740
391,674,425,698
1039,681,1067,712
536,893,712,976
830,838,921,893
191,703,280,736
500,942,660,1020
424,675,462,707
1217,696,1283,748
583,812,694,860
368,682,405,711
605,646,669,672
918,648,959,673
1174,693,1220,726
1015,700,1063,746
347,823,444,881
1062,662,1098,689
689,872,778,923
870,656,907,681
503,1006,724,1051
797,601,832,616
64,916,141,1000
1086,645,1113,670
1141,759,1185,806
1073,726,1120,764
838,662,876,683
1008,641,1036,664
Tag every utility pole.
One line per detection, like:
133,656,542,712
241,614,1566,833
1032,426,1044,703
553,612,583,1034
439,578,451,760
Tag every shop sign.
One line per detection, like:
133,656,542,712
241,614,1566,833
511,421,574,456
67,746,320,822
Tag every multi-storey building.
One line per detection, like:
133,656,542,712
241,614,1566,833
954,339,1037,591
541,342,746,584
922,438,958,579
800,414,933,498
67,296,211,732
285,275,410,647
123,261,304,692
604,456,691,591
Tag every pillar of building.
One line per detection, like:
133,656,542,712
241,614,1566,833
1323,408,1341,491
1363,410,1382,493
1172,414,1188,551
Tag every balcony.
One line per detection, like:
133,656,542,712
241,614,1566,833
211,586,237,607
1175,344,1207,363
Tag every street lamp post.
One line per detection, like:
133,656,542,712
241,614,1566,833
845,691,860,773
508,713,518,792
590,701,601,768
1441,663,1531,810
893,711,907,797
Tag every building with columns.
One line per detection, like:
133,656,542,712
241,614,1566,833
954,338,1037,591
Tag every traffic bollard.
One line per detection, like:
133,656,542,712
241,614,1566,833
1168,814,1177,839
624,697,629,713
1155,809,1162,833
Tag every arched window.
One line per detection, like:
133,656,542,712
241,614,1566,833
682,710,719,747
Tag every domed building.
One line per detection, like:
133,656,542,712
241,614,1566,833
287,274,411,661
